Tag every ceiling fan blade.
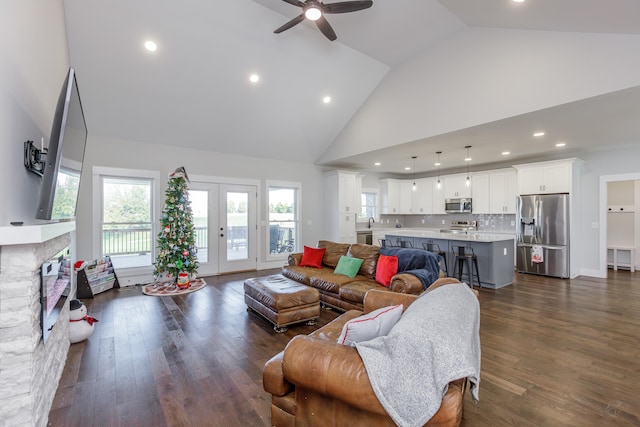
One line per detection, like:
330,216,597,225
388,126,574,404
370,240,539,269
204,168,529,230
315,16,337,41
274,13,306,34
323,0,373,14
280,0,305,6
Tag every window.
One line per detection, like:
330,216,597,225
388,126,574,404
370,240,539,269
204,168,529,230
359,190,378,221
93,167,159,270
268,182,300,257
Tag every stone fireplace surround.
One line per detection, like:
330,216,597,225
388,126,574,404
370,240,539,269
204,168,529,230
0,222,75,426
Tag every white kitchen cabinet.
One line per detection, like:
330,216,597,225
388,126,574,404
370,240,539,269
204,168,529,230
399,181,414,214
432,179,446,214
412,177,434,214
489,169,517,214
380,178,401,214
515,161,571,194
324,170,359,244
444,174,472,199
471,173,490,214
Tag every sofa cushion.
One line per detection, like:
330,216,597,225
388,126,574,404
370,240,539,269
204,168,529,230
346,243,380,279
300,246,326,268
340,280,386,304
318,240,351,268
310,272,356,294
334,256,364,278
375,254,398,287
337,304,404,346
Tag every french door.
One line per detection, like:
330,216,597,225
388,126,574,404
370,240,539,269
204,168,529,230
190,183,257,275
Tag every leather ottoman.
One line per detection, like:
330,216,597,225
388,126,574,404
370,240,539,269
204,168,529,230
244,274,320,332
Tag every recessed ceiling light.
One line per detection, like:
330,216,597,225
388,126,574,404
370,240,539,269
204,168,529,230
323,96,331,104
556,142,566,147
144,41,157,52
533,132,545,137
464,157,472,162
374,162,381,166
249,74,260,83
513,0,525,3
434,162,441,166
404,166,411,171
502,151,510,156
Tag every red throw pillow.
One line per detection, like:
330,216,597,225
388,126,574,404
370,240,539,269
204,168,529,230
299,246,326,268
375,254,398,287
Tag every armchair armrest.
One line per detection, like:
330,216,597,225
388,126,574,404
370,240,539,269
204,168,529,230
282,335,388,416
263,351,292,396
287,253,302,266
363,289,418,314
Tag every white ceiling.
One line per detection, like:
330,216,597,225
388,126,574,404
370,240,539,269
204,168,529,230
62,0,640,176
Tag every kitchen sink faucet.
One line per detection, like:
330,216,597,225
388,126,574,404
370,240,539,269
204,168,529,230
368,217,375,228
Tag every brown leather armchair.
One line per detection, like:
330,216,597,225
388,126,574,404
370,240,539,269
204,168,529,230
263,280,470,427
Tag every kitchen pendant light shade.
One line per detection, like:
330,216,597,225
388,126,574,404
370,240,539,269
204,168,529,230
435,151,442,189
465,146,471,187
411,156,417,191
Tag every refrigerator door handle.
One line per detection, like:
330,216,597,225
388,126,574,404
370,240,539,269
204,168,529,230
517,243,564,250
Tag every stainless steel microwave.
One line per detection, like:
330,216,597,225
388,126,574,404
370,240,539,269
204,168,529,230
445,198,472,213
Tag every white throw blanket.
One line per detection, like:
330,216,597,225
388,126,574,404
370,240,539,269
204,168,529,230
356,283,481,427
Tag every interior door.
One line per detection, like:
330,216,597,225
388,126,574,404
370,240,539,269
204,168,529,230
189,183,257,275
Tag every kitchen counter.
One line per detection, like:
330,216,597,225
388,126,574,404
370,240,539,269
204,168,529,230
383,229,515,289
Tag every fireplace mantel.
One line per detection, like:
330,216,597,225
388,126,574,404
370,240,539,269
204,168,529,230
0,221,75,245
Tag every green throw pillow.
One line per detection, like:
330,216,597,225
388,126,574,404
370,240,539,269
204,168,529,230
334,255,364,278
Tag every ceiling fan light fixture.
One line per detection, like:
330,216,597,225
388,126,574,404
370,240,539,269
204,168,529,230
305,6,322,21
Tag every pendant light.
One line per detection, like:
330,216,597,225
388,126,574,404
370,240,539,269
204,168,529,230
411,156,417,191
464,145,472,187
435,151,442,189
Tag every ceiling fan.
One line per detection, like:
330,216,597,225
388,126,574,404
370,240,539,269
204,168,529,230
273,0,373,41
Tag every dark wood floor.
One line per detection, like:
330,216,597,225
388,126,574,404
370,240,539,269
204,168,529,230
48,269,640,427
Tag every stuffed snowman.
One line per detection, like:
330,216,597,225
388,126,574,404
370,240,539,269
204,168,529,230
69,299,98,343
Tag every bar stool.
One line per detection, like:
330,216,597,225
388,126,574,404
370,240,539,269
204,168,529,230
452,245,480,288
378,239,394,247
396,238,413,248
422,242,448,276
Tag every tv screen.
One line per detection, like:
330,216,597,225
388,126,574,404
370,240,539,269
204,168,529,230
36,67,87,221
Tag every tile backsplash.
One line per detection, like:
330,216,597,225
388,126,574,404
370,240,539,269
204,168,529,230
377,213,516,234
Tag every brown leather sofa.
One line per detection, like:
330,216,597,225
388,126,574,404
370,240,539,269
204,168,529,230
282,240,443,312
263,279,471,427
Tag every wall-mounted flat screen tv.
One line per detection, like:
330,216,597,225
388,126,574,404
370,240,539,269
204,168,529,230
36,67,87,221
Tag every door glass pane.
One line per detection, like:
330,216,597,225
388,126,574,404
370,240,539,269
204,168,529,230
269,187,296,254
227,192,248,260
190,190,208,263
102,177,152,268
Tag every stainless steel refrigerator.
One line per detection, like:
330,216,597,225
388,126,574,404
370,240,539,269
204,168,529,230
516,193,570,278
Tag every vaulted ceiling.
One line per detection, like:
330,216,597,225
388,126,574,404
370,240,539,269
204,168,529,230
63,0,640,176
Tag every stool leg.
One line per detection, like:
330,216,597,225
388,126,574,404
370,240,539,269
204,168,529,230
473,258,481,288
441,253,449,277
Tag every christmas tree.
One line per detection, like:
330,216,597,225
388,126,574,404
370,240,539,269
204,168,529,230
153,167,199,282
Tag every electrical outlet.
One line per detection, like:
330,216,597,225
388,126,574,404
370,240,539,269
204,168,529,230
511,221,515,227
421,219,425,224
395,219,399,223
504,248,507,256
442,220,446,225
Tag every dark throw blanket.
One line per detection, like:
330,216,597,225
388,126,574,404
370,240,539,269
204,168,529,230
380,247,441,289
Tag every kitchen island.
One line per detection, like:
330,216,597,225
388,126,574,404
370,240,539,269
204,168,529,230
384,229,515,289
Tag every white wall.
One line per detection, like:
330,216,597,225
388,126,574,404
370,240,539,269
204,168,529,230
0,0,70,226
75,134,328,271
320,28,640,163
578,144,640,277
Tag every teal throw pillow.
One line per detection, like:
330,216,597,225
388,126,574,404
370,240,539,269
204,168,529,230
334,255,364,278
